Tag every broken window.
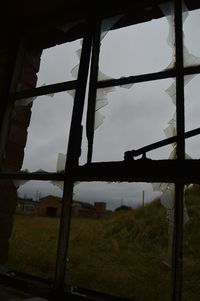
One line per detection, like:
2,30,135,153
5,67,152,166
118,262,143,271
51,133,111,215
92,79,175,162
0,1,200,301
1,92,74,173
36,39,82,87
98,16,173,78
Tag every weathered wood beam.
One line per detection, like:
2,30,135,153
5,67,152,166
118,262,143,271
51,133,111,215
10,80,77,100
73,160,200,183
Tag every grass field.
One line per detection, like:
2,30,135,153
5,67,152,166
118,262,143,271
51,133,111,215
8,185,200,301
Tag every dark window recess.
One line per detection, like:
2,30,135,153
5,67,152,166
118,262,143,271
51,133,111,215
46,207,57,217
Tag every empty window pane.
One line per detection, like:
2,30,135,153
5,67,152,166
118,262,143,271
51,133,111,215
183,8,200,67
92,79,175,162
7,180,63,280
98,16,173,80
37,39,82,87
185,75,200,159
67,181,173,301
1,91,74,172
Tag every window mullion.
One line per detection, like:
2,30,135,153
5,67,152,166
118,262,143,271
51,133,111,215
97,68,176,89
173,0,185,300
54,16,94,290
173,182,184,301
10,80,77,101
175,0,185,160
86,18,101,163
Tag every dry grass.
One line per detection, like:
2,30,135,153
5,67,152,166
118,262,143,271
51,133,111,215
8,187,200,300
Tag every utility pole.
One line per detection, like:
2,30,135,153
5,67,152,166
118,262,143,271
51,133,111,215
142,190,145,207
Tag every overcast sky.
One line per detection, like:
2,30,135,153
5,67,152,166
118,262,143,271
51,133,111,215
18,7,200,209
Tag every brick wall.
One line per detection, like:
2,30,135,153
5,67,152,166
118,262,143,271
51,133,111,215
0,33,42,263
94,202,106,213
39,196,62,217
2,45,42,172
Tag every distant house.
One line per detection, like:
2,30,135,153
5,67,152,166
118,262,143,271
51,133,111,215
16,198,39,215
72,201,96,218
38,196,107,218
39,196,62,217
72,201,107,218
94,202,107,218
